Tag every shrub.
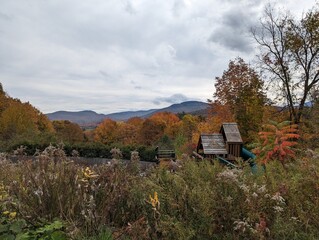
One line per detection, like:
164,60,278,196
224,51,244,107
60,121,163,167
253,121,300,166
7,142,157,161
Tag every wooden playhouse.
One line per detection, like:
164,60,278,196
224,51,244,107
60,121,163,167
196,123,243,161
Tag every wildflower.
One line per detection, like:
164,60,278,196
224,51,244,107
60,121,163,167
290,217,300,222
9,212,17,219
273,206,284,213
0,182,8,200
0,194,7,201
149,191,160,209
271,192,285,204
240,184,250,193
34,189,43,196
233,219,251,232
264,193,271,198
130,150,140,162
80,178,89,183
82,167,98,179
257,185,266,193
3,211,9,215
225,196,233,203
110,148,122,160
83,167,93,178
217,169,240,183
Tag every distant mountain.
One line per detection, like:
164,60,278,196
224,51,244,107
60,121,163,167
105,109,157,121
47,110,106,125
144,101,210,118
46,101,210,126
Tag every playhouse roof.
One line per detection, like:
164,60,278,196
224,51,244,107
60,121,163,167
197,133,227,155
220,123,243,143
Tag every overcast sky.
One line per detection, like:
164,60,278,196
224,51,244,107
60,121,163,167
0,0,316,114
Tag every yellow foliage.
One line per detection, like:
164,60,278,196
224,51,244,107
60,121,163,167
0,90,54,142
82,167,98,179
149,191,160,209
9,211,17,219
94,118,118,144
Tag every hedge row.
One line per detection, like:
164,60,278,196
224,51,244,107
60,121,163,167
8,142,157,162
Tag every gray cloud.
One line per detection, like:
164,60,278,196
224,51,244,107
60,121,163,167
153,94,191,105
0,12,11,21
209,27,253,53
209,2,262,53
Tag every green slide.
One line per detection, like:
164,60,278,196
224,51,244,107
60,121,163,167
241,147,262,174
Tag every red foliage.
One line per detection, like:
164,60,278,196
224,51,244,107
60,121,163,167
253,121,300,165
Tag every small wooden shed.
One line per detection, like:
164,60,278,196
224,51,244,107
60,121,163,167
196,133,227,158
220,123,243,160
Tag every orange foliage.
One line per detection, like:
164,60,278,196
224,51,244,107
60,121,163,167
207,102,235,133
253,121,300,165
116,122,139,145
149,112,181,140
213,58,266,141
127,117,144,127
94,118,118,144
139,119,165,146
149,112,179,126
0,99,54,141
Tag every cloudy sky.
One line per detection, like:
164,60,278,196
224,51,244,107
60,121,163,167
0,0,316,114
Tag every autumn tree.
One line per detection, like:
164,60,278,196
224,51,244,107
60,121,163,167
0,83,55,150
0,83,10,114
252,5,319,124
0,102,36,141
299,94,319,148
0,84,55,148
52,120,84,143
116,121,139,145
214,57,266,141
149,112,180,139
21,102,54,134
139,118,165,146
126,117,144,128
149,112,180,126
94,118,118,145
180,114,200,142
208,102,235,132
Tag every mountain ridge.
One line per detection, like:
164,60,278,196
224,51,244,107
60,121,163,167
46,101,210,126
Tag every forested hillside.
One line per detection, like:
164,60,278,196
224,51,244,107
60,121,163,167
0,83,55,150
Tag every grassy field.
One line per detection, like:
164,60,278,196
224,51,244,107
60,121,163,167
0,146,319,239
